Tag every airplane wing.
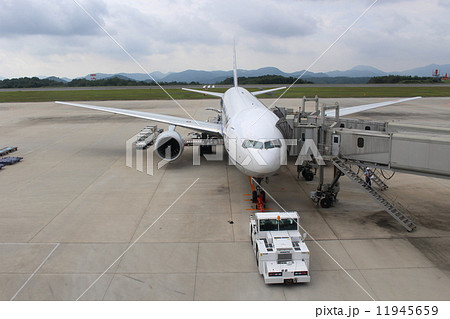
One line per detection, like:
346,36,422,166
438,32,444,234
251,87,286,96
181,88,224,98
326,96,422,117
55,101,222,134
182,87,288,97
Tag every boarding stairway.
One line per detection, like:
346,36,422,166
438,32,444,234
369,170,389,191
353,164,389,191
332,157,417,232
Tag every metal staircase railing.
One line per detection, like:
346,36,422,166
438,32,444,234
370,170,389,190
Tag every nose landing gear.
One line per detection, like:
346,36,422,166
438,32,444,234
249,177,267,211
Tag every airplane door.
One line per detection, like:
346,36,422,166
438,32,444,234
227,126,238,162
332,134,340,156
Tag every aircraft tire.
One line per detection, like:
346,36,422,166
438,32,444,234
252,191,258,203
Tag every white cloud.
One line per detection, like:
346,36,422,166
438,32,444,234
0,0,449,78
0,0,107,37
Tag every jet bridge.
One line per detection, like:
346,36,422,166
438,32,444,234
274,97,450,231
337,124,450,179
276,99,450,180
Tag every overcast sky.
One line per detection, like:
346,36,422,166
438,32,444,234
0,0,449,78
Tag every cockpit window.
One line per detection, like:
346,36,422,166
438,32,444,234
252,141,263,149
242,139,281,149
264,139,282,149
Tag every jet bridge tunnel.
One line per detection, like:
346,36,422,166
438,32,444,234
336,123,450,179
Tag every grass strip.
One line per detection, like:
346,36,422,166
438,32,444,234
0,86,449,103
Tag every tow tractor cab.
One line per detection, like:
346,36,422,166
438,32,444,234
250,212,310,284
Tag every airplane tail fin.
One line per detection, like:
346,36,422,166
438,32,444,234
233,41,238,88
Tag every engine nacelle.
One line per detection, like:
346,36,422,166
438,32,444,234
154,130,184,161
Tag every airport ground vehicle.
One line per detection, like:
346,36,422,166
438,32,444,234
249,212,310,284
135,125,159,149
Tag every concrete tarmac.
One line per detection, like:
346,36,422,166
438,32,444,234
0,97,449,300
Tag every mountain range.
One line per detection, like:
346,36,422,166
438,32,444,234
3,64,449,84
78,64,450,84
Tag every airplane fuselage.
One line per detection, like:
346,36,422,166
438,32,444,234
221,87,286,178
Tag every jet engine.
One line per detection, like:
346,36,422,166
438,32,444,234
154,130,184,161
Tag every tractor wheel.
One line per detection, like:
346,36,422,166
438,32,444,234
320,196,332,208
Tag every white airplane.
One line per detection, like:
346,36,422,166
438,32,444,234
56,55,421,201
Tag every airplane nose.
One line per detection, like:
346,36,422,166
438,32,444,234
250,149,281,176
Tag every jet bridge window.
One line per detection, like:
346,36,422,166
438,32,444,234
357,137,365,148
